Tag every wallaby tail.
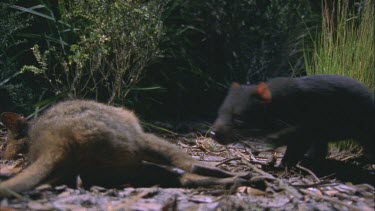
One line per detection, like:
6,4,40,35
0,151,65,197
141,133,198,171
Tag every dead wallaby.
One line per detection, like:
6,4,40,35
0,100,249,197
210,74,374,167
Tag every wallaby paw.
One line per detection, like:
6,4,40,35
190,163,235,178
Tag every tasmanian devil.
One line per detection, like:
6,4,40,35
0,100,249,197
210,74,374,167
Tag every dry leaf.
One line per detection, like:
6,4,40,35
27,201,53,210
324,190,338,197
237,186,266,196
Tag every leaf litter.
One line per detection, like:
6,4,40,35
0,124,374,211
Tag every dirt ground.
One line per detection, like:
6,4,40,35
0,123,374,211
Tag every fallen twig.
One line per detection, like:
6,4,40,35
112,187,159,210
249,175,276,182
296,163,320,183
319,173,336,180
291,181,336,188
216,157,242,167
341,154,362,162
240,159,273,178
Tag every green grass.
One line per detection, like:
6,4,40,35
305,0,374,91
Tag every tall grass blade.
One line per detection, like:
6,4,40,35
305,0,374,91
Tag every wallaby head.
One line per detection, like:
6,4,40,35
210,82,274,144
1,112,30,159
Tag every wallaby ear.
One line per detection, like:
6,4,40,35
1,112,28,136
231,82,241,89
255,82,272,103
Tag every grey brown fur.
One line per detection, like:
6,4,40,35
0,100,247,196
211,74,374,166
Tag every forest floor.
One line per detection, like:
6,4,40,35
0,122,374,211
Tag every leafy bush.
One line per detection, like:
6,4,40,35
0,0,166,114
28,0,165,104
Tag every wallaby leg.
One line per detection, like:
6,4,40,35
190,163,251,179
141,133,198,171
179,173,249,188
0,148,69,196
141,133,248,178
137,162,250,188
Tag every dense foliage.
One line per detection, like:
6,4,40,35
0,0,371,119
1,0,165,114
132,0,317,118
0,0,34,112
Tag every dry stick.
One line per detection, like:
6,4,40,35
215,157,242,167
250,175,277,182
341,154,361,162
299,189,366,211
232,149,266,165
224,146,235,157
291,181,337,188
319,173,336,180
241,159,273,178
112,187,159,210
329,148,363,160
296,163,320,183
240,143,258,160
241,158,303,199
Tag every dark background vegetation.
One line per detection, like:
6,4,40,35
0,0,367,122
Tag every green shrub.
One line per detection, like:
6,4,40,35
29,0,165,105
1,0,166,113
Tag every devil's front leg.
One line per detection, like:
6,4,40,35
264,127,313,167
303,139,328,166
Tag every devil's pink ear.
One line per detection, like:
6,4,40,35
255,82,272,103
231,82,241,89
1,112,28,135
